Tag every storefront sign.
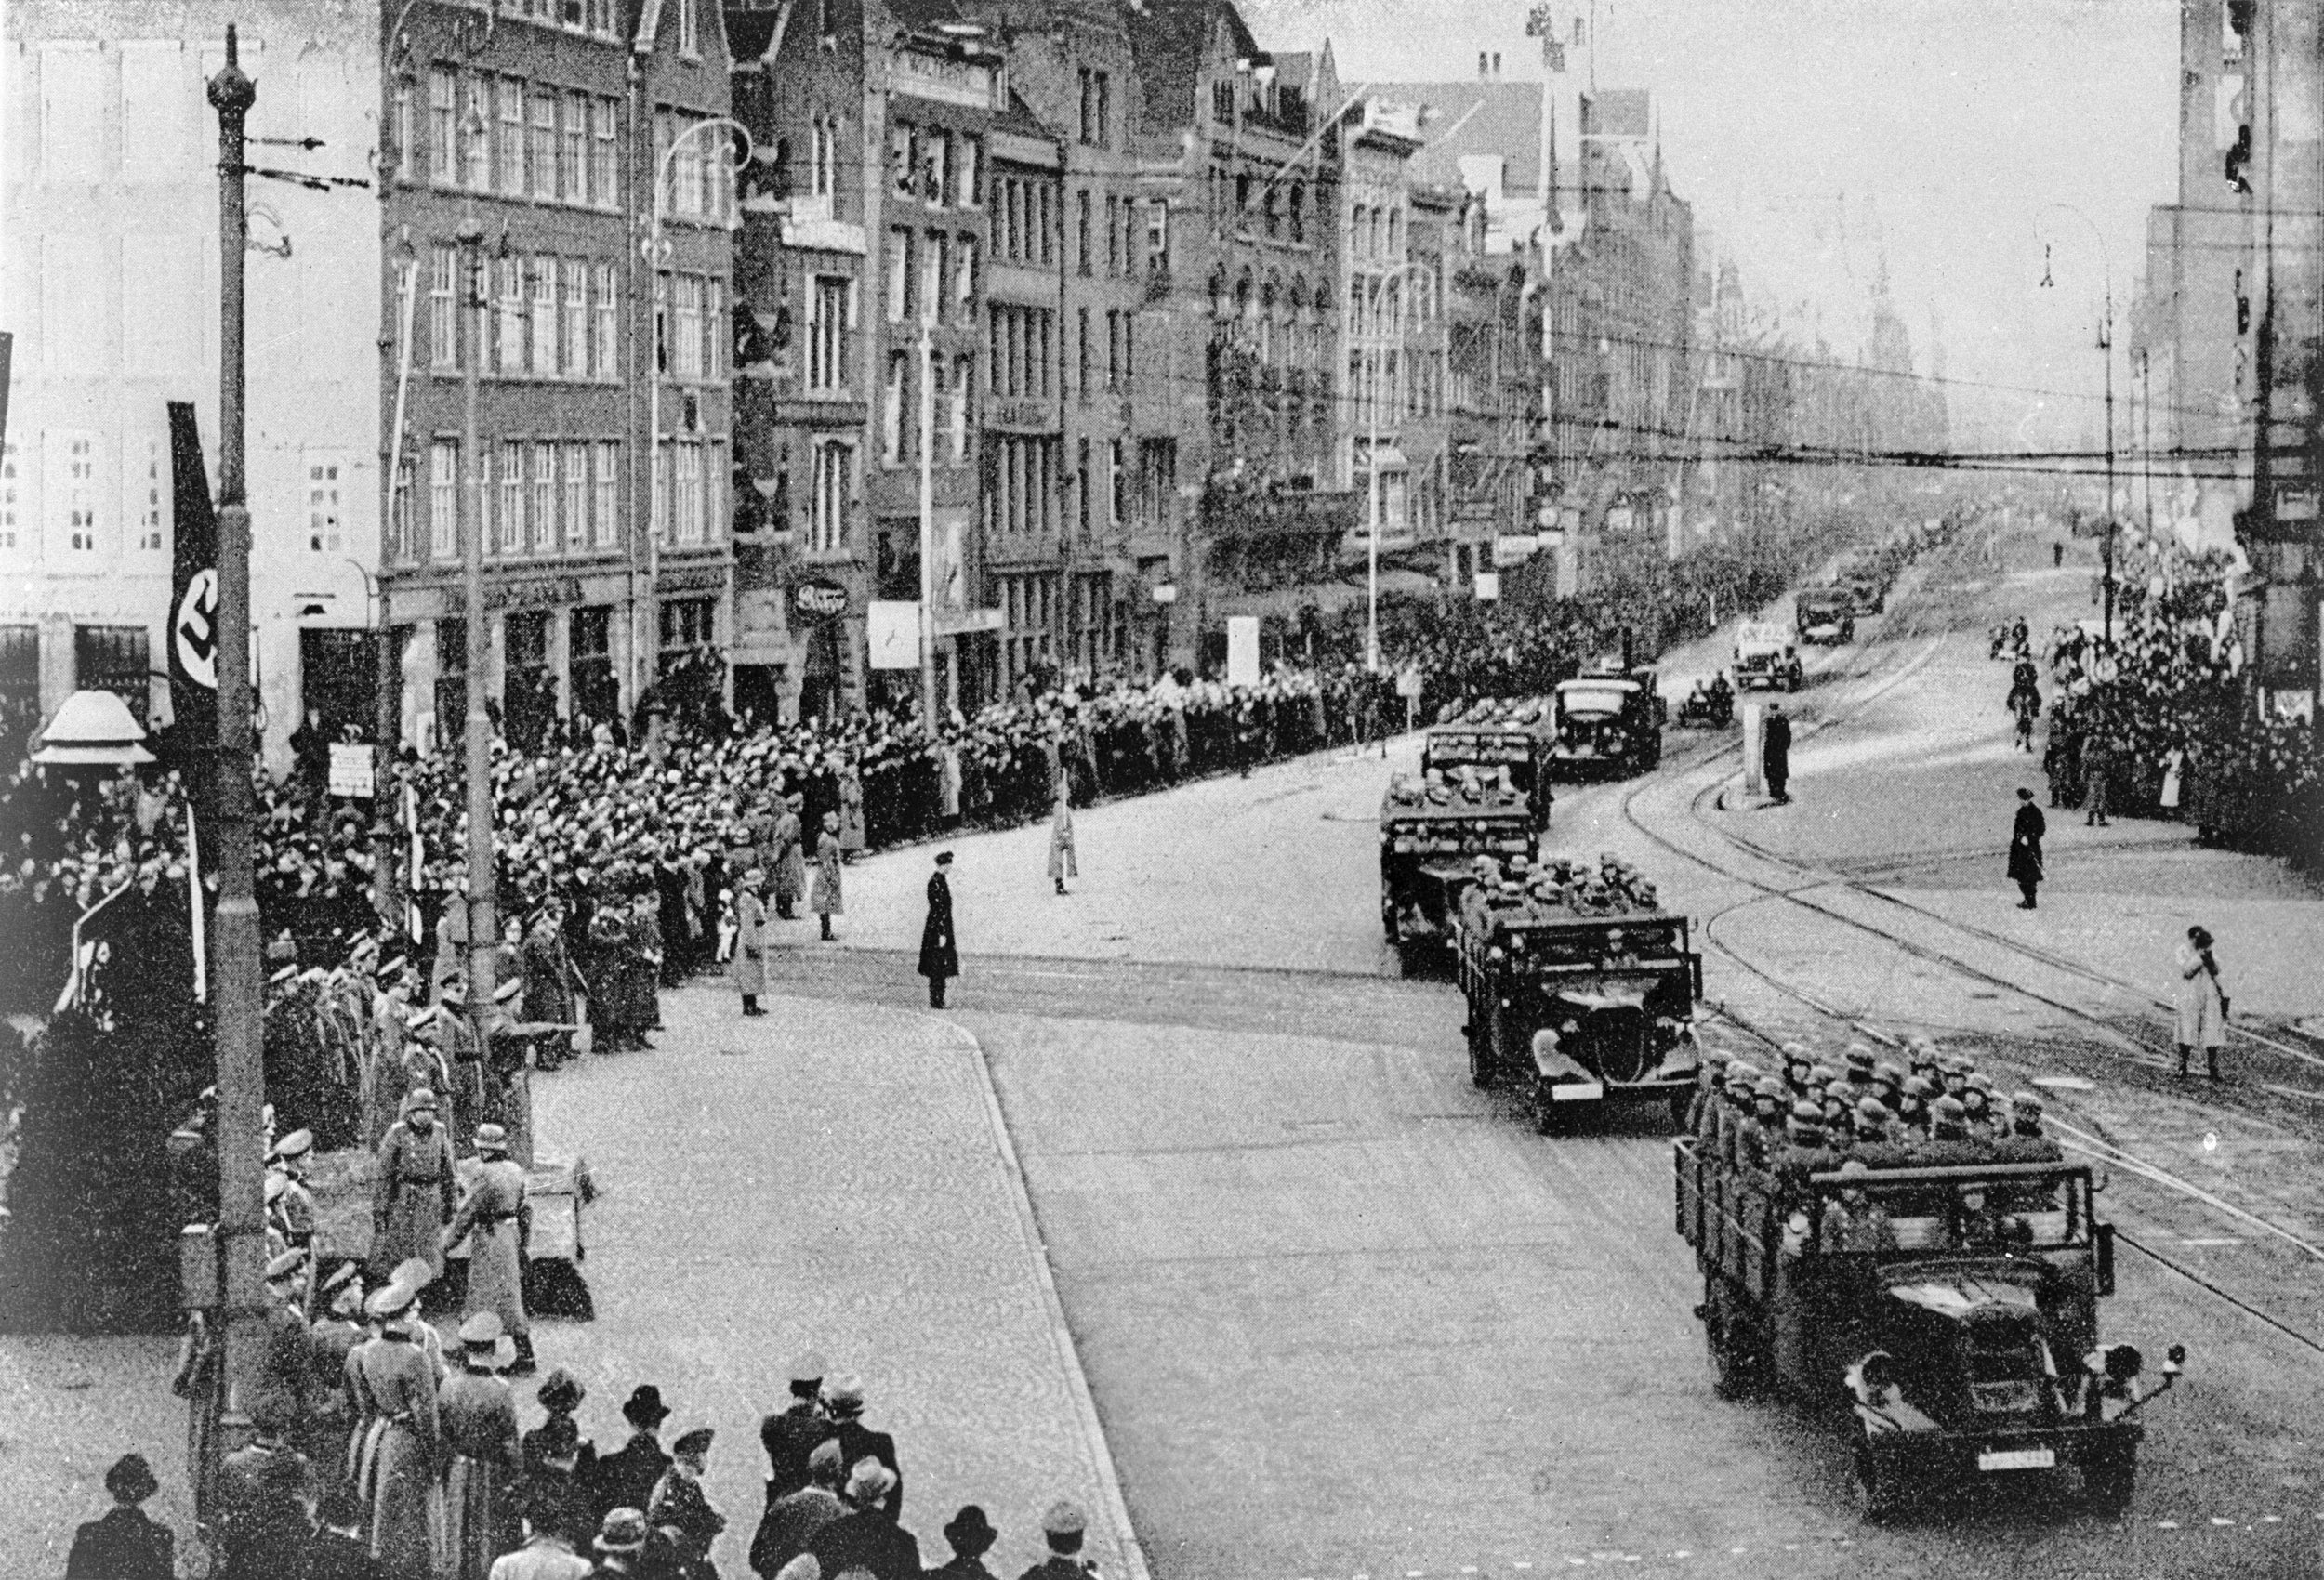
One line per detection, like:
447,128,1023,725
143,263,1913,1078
1226,616,1261,686
1151,583,1178,605
794,579,850,620
327,743,376,798
1473,572,1500,601
866,600,921,669
1492,533,1538,567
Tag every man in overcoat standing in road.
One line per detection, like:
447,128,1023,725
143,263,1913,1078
1763,703,1792,804
919,852,958,1009
2008,786,2046,910
732,869,768,1017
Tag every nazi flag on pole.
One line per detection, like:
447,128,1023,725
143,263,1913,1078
166,400,219,744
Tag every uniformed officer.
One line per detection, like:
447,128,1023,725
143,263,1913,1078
1686,1049,1732,1139
1914,1096,1989,1167
1992,1091,2065,1163
1937,1055,1973,1103
1717,1061,1760,1163
1818,1160,1900,1253
1907,1042,1942,1089
1772,1102,1840,1199
1808,1063,1842,1103
268,1129,317,1255
1016,1500,1097,1580
1849,1098,1911,1167
1841,1046,1877,1099
1738,1078,1787,1174
1869,1063,1905,1117
1896,1076,1935,1139
252,1250,313,1437
1779,1043,1814,1100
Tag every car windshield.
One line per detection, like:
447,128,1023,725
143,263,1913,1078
1561,683,1631,717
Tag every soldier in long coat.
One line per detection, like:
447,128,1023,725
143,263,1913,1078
441,1314,522,1580
1046,783,1076,896
810,812,844,941
443,1122,534,1374
918,852,958,1009
731,870,768,1017
348,1284,445,1580
373,1089,456,1284
772,797,807,918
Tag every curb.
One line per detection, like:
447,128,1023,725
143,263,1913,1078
917,1007,1155,1580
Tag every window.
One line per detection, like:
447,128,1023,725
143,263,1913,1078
74,627,151,724
128,436,165,552
499,441,527,552
1037,182,1055,264
660,596,714,661
890,122,915,200
809,275,850,392
1109,438,1125,530
591,97,620,207
1076,190,1092,275
429,69,457,184
464,74,494,189
495,257,525,373
525,442,553,552
393,77,416,179
1107,310,1122,389
1076,438,1090,534
592,263,618,379
496,76,525,193
1076,307,1090,396
1095,72,1111,148
563,441,588,547
955,237,977,319
531,257,558,375
922,233,944,326
562,259,588,375
429,244,458,369
673,274,704,378
1106,195,1121,274
706,278,726,379
672,441,704,544
924,130,950,206
53,432,99,555
1146,198,1169,276
561,91,588,202
429,441,458,558
958,135,981,206
885,230,910,323
676,0,699,56
307,457,345,553
390,457,416,561
810,440,852,551
530,88,559,199
0,443,20,554
593,441,619,546
811,115,838,197
949,354,971,465
570,605,615,725
882,354,906,464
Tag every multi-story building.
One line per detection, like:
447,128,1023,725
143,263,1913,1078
1126,0,1352,666
1437,186,1533,592
1342,99,1427,560
3,3,384,757
378,0,734,751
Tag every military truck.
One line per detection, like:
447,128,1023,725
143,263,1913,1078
1675,1144,2184,1521
1732,622,1805,691
1379,757,1538,966
1547,669,1665,777
1794,587,1857,646
1457,861,1702,1133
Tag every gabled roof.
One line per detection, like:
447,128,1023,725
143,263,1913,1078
726,8,782,62
1126,0,1261,135
1380,81,1543,196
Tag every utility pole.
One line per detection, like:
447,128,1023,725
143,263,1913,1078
918,321,939,722
2100,292,2116,647
459,210,498,1047
204,23,267,1448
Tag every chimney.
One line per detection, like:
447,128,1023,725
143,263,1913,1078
1479,51,1489,79
1492,51,1502,76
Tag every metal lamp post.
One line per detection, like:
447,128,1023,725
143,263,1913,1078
2040,203,2116,646
638,115,753,706
1367,259,1433,670
456,206,496,1045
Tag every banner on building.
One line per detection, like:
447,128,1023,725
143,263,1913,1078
1492,534,1538,568
167,402,220,741
1473,572,1501,602
328,743,376,798
866,600,921,669
1225,617,1261,687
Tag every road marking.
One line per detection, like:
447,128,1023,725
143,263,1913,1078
2156,1521,2180,1529
2181,1236,2245,1247
2212,1517,2236,1526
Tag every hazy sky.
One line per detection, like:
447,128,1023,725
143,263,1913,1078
1253,0,2183,452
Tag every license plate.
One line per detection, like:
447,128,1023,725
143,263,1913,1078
1552,1081,1604,1102
1976,1447,2055,1472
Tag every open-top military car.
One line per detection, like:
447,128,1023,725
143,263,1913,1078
1378,728,1545,966
1676,1145,2184,1521
1794,587,1857,646
1732,622,1805,691
1458,858,1702,1132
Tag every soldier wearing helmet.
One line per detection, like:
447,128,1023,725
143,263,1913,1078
1914,1096,1989,1167
1819,1159,1900,1254
1739,1077,1788,1174
1869,1062,1905,1113
1993,1090,2065,1163
1687,1050,1732,1139
1896,1076,1935,1139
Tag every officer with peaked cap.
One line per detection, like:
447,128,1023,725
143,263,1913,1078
1016,1500,1096,1580
250,1249,313,1436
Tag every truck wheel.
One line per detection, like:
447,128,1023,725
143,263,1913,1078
1707,1304,1754,1399
2083,1447,2137,1519
1534,1079,1566,1136
1381,903,1400,946
1851,1432,1905,1522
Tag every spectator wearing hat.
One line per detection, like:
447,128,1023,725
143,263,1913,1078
1017,1501,1095,1580
649,1427,727,1580
592,1388,673,1528
218,1398,314,1580
489,1483,593,1580
589,1508,653,1578
301,1481,386,1580
526,1367,598,1488
443,1123,535,1374
822,1375,902,1519
347,1279,445,1580
732,869,769,1017
442,1313,522,1580
929,1505,1000,1580
918,853,958,1009
758,1351,838,1508
803,1459,919,1580
749,1437,846,1580
519,1414,598,1553
65,1453,173,1580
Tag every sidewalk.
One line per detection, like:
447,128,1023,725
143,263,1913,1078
531,985,1142,1579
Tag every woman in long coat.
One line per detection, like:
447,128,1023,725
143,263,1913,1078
810,813,844,941
731,870,768,1015
349,1296,445,1580
1047,781,1077,896
2173,924,2229,1079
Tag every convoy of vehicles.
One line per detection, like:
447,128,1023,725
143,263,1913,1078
1731,622,1805,691
1377,718,1552,962
1677,1142,2182,1520
1794,588,1858,646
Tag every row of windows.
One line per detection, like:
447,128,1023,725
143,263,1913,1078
653,108,740,224
417,247,623,381
0,435,347,561
1076,69,1115,149
887,122,986,211
1210,164,1313,246
408,438,622,562
654,271,730,382
878,354,974,468
1074,308,1136,396
988,306,1055,401
988,438,1061,540
882,230,981,327
994,175,1056,267
409,69,623,209
651,436,728,546
1072,190,1146,279
1351,204,1406,261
